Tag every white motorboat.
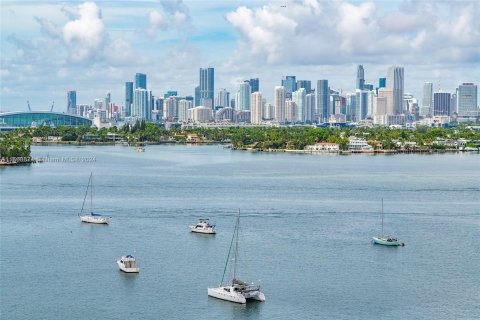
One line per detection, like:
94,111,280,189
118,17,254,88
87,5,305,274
79,173,109,225
117,255,139,273
372,199,404,246
190,218,216,234
208,210,265,304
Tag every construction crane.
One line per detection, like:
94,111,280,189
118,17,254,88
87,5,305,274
50,101,54,112
27,100,31,112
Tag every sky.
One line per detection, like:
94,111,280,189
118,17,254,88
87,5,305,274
1,0,479,112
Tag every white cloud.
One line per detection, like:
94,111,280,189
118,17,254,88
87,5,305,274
225,0,480,66
147,0,192,37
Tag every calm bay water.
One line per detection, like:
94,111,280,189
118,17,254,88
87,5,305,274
1,144,479,319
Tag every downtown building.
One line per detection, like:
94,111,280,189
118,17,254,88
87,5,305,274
250,92,263,124
456,83,478,119
199,67,214,108
274,86,286,123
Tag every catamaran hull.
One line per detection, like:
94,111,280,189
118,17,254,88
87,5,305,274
207,287,265,304
190,226,215,234
372,237,404,246
80,215,109,224
117,261,139,273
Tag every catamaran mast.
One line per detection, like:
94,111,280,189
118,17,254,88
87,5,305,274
381,198,384,237
233,209,240,281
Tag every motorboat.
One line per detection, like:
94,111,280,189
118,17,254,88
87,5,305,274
190,219,216,234
135,147,145,152
208,210,265,304
117,255,139,273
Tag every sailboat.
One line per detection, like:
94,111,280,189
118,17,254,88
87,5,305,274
79,173,109,224
207,210,265,304
372,199,404,246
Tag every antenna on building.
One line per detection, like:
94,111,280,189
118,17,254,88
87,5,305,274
50,101,54,112
27,100,31,112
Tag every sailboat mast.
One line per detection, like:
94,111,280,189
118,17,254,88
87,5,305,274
381,198,384,237
233,209,240,281
90,173,93,212
80,173,92,215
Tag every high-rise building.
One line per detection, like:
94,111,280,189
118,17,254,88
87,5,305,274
377,88,394,115
274,86,286,123
125,82,133,117
132,88,148,119
316,80,329,122
285,100,298,123
249,78,259,93
457,83,477,117
263,103,274,120
356,65,365,90
163,96,178,120
250,92,263,124
67,91,76,114
355,89,368,120
433,92,451,116
189,106,213,123
105,92,111,119
305,93,315,123
178,99,192,122
194,86,200,107
216,89,230,108
199,67,214,108
386,66,404,114
297,80,312,93
346,93,356,121
282,76,297,98
421,82,433,117
238,81,252,111
379,78,386,88
135,73,147,89
293,88,306,123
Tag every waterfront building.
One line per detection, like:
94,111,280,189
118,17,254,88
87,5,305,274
422,82,433,117
297,80,312,93
132,88,148,120
386,66,404,114
293,88,306,123
316,80,329,122
274,86,286,123
250,92,263,124
0,111,92,129
305,142,340,152
135,73,147,89
285,99,298,123
433,92,451,116
67,91,76,115
457,83,477,118
125,82,133,117
348,136,373,151
189,106,213,123
356,65,365,90
200,67,214,108
178,99,192,122
238,81,252,111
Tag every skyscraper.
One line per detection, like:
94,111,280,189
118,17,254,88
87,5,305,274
178,99,193,122
386,66,404,114
457,83,477,117
355,89,368,120
316,80,329,122
305,93,315,123
250,92,263,124
200,67,214,108
378,78,386,88
67,91,76,114
285,100,297,123
297,80,312,93
238,81,252,111
249,78,259,93
216,89,230,108
293,88,306,123
433,92,451,116
125,82,133,117
135,73,147,89
421,82,433,117
282,76,297,98
195,85,201,107
133,88,148,119
356,65,365,90
274,86,286,123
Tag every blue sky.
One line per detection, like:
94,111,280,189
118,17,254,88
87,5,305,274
1,0,479,111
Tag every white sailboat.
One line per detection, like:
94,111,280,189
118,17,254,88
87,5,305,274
208,210,265,304
79,173,109,224
372,199,404,246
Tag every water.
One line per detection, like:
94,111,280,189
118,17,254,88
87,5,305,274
1,145,479,319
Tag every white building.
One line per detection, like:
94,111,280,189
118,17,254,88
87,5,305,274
293,87,306,123
250,92,263,124
263,103,274,120
178,99,193,122
305,142,340,151
189,106,213,123
275,86,286,123
133,88,148,120
285,99,298,123
348,136,373,151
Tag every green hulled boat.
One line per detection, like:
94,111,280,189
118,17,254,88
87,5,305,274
372,199,404,247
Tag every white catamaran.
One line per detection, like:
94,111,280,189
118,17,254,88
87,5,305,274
372,199,404,246
79,173,109,224
208,210,265,304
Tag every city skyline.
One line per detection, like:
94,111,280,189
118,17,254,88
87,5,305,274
1,0,479,111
